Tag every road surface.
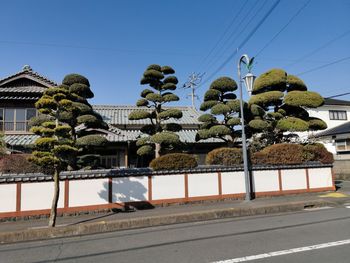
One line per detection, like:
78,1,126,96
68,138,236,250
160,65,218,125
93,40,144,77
1,205,350,263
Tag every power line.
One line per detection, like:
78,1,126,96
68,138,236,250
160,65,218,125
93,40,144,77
202,0,265,74
326,92,350,99
285,29,350,68
255,0,311,58
296,56,350,76
200,0,281,87
198,1,249,68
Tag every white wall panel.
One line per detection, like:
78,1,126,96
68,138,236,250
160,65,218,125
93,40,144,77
221,171,245,194
281,169,307,190
308,167,333,189
22,182,64,211
188,173,218,197
112,176,148,202
152,175,185,200
0,184,16,212
69,179,108,207
252,170,280,192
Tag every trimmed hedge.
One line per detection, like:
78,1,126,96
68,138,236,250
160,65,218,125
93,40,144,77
0,154,41,174
251,143,334,165
150,153,198,171
251,143,304,165
206,147,242,166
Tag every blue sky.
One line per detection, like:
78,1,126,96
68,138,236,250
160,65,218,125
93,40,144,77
0,0,349,106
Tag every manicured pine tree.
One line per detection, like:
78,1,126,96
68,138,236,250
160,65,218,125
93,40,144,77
196,77,244,146
30,74,107,227
0,132,6,156
248,68,326,145
128,64,182,158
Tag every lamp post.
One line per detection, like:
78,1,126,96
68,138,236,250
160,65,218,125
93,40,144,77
238,54,256,201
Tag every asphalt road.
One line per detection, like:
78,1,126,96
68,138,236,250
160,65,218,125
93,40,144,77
1,206,350,263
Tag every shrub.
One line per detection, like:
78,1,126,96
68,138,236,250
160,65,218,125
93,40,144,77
252,68,287,94
303,144,334,164
150,153,198,171
251,143,304,165
62,74,90,87
0,154,41,174
206,147,242,166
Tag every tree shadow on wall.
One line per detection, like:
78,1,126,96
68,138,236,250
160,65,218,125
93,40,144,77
98,177,154,212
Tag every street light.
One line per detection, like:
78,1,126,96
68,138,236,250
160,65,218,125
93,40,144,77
238,54,256,201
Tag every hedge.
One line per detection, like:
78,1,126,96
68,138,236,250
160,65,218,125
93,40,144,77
206,147,242,166
150,153,198,170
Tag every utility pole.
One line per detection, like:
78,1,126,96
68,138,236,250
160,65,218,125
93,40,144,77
183,72,205,110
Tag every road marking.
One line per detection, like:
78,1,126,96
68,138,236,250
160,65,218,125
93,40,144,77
303,206,333,211
319,192,349,198
212,239,350,263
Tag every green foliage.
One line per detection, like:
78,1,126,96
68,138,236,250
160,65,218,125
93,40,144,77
210,77,237,92
287,75,307,91
284,91,324,108
250,104,265,117
248,119,269,130
136,137,150,147
129,110,151,120
252,68,287,94
151,132,180,145
62,74,90,87
206,147,242,166
308,117,327,130
198,114,216,123
227,117,241,126
77,114,100,127
211,103,231,115
76,135,108,147
54,126,71,138
226,99,241,112
248,91,284,107
0,133,6,156
77,154,101,169
137,145,154,156
204,89,221,101
276,117,309,131
136,98,149,107
200,100,218,111
28,115,54,128
159,108,182,119
72,102,92,115
69,83,94,98
208,125,231,136
130,64,182,157
34,137,57,150
52,145,78,161
150,153,198,170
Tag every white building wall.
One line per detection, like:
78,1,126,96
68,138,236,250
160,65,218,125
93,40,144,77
112,176,148,202
0,184,16,212
307,105,350,130
281,169,307,190
21,182,64,211
69,179,109,207
221,171,245,194
152,174,185,200
308,167,333,188
188,173,218,197
252,170,280,192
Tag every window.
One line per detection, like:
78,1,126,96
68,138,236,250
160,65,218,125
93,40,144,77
329,110,347,120
336,139,350,152
0,108,37,132
100,152,125,168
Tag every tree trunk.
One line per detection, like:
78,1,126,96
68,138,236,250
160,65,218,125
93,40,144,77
155,143,161,158
48,168,60,227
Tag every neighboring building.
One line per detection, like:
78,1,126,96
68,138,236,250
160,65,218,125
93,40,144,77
306,98,350,154
0,66,222,168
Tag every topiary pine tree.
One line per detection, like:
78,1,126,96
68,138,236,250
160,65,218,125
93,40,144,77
248,68,326,146
0,132,6,156
30,74,107,227
196,77,244,146
128,64,182,158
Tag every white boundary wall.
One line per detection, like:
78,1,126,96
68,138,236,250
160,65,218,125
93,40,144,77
0,166,334,218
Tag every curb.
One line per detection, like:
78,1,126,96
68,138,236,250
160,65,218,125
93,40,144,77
0,200,334,244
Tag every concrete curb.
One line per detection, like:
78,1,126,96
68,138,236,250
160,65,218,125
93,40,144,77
0,200,334,244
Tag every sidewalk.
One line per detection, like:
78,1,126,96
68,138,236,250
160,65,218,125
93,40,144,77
1,181,349,244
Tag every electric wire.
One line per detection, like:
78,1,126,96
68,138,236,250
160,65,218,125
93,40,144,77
199,0,281,87
296,56,350,76
255,0,312,58
198,1,249,69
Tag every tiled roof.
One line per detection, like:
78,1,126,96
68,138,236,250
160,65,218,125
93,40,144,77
0,65,58,87
4,134,39,146
105,128,221,143
315,121,350,137
0,86,47,93
324,98,350,106
93,105,201,126
0,95,41,100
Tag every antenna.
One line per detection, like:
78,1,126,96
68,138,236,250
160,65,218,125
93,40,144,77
183,72,205,110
